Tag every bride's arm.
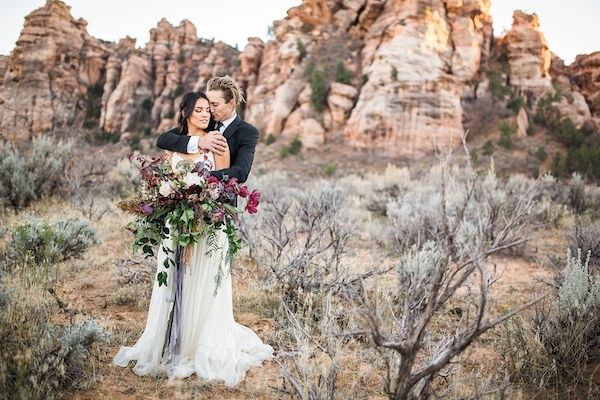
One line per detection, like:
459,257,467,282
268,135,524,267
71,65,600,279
213,143,230,170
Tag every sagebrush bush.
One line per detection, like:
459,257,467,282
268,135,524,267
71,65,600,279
3,216,100,275
568,218,600,270
503,249,600,397
0,284,108,400
0,136,71,211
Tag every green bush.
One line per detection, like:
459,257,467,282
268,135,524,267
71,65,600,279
323,163,337,177
391,66,398,82
177,50,185,64
84,130,120,145
498,120,515,149
306,63,328,113
488,70,511,102
469,148,479,165
173,84,184,98
280,136,303,159
0,285,108,400
534,145,548,162
503,249,600,396
0,136,71,211
507,95,527,114
335,61,352,85
83,82,104,129
296,39,307,59
4,216,100,273
482,139,495,155
265,134,276,145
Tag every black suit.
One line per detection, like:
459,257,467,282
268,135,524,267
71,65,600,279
156,116,259,184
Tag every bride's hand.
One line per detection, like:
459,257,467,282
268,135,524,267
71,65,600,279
199,133,227,156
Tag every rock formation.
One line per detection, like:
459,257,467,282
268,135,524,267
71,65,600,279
0,0,598,156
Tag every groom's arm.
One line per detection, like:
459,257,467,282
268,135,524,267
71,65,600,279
211,125,259,184
156,127,200,154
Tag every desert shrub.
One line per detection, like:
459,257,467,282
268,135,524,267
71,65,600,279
335,61,352,85
3,216,100,283
488,70,511,102
568,218,600,270
279,136,303,158
296,38,307,59
482,139,495,155
245,182,356,313
469,148,478,165
498,120,515,149
377,168,544,254
353,155,541,399
306,63,328,113
173,84,184,98
390,66,398,82
177,50,185,64
534,145,547,162
83,82,104,129
503,249,600,397
107,157,141,198
265,133,276,145
341,164,410,216
323,163,337,177
507,95,527,114
83,130,120,145
0,136,71,211
0,285,108,400
111,257,153,309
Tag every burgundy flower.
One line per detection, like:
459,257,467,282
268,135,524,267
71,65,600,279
149,175,158,186
249,190,260,204
207,175,219,185
246,203,258,214
238,185,250,198
226,177,238,187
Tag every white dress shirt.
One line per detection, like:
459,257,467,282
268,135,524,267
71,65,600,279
186,112,237,153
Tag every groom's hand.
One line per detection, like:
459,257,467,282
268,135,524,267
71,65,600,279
199,133,227,155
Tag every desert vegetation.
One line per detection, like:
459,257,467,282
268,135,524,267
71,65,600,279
1,132,600,399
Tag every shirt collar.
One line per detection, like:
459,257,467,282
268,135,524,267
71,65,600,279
221,112,237,130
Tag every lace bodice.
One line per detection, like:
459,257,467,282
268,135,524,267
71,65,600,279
171,151,215,172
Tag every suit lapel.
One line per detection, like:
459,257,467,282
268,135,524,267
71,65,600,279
223,116,242,141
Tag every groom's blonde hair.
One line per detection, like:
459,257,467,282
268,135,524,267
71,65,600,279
206,75,245,106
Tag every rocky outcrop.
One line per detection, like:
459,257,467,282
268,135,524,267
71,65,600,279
0,0,241,140
570,52,600,118
504,11,551,91
0,0,110,140
1,0,598,156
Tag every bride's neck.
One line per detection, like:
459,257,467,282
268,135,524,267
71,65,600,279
187,126,206,136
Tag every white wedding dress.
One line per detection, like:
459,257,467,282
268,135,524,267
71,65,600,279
113,152,273,386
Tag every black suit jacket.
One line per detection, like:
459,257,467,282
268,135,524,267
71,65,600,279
156,116,259,184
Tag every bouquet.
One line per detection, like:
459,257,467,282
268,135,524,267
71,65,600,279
117,153,260,289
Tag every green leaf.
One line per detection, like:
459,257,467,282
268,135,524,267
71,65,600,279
157,271,168,286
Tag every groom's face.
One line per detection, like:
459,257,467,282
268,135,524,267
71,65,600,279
207,90,235,122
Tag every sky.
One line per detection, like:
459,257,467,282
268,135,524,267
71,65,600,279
0,1,598,65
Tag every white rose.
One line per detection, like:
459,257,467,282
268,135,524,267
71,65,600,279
183,172,204,188
159,180,175,196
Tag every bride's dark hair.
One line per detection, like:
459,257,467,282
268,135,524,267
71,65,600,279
177,91,214,134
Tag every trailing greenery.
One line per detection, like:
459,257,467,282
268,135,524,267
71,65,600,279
498,120,515,149
488,70,511,102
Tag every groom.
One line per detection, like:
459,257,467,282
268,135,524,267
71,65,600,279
156,75,258,184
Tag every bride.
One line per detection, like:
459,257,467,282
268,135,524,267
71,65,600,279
113,91,273,386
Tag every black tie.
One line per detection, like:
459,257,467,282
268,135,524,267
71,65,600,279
215,122,224,132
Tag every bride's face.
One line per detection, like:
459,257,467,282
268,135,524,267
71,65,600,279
187,98,211,131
